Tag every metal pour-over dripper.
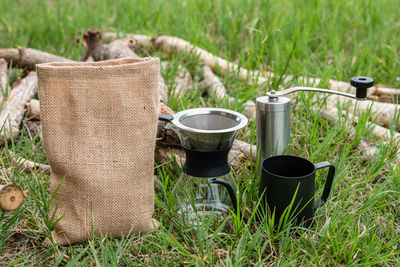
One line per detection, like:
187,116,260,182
256,76,374,170
159,108,248,224
160,108,248,151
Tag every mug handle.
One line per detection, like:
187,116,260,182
210,178,238,214
313,161,335,210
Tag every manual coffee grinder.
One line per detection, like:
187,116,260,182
159,108,248,224
256,76,374,169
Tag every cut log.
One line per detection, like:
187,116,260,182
0,58,7,101
152,35,271,85
318,98,400,166
327,94,400,130
368,86,400,104
80,29,139,60
102,32,154,52
156,103,191,165
158,101,174,116
0,184,26,211
1,34,398,107
356,139,380,162
157,102,183,147
10,151,50,173
25,99,40,120
172,66,192,98
158,75,169,103
320,104,400,141
157,62,169,103
202,65,255,118
79,28,107,61
107,37,139,59
156,118,181,147
85,56,95,62
25,120,42,140
0,72,37,145
0,47,73,70
155,144,185,166
149,34,400,108
160,62,193,98
323,95,400,140
157,102,178,145
229,139,257,171
17,157,50,173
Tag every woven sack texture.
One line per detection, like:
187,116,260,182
37,57,159,245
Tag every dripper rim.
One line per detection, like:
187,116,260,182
171,107,248,134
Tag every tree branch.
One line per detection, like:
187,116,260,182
0,72,37,145
0,47,73,70
0,58,8,102
202,65,255,119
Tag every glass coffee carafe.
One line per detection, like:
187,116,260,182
159,108,248,224
173,145,238,224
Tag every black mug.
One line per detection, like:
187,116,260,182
258,155,335,227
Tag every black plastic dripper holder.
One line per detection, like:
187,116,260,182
351,76,374,99
182,145,232,178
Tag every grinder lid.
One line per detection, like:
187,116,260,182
256,96,290,112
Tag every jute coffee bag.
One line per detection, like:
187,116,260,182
37,57,159,245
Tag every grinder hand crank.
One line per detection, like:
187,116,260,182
256,76,374,171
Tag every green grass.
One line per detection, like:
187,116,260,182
1,0,400,265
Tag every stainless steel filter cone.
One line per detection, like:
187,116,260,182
167,108,248,151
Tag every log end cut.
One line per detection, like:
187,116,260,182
0,184,26,211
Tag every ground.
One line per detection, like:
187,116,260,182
0,0,399,265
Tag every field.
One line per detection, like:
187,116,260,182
0,0,399,265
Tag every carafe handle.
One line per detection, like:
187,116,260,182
209,178,238,214
313,161,335,210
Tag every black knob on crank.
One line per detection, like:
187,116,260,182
350,76,374,100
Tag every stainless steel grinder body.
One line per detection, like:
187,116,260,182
256,96,291,169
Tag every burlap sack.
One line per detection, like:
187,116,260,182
36,57,159,245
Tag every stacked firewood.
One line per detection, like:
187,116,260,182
0,29,399,212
